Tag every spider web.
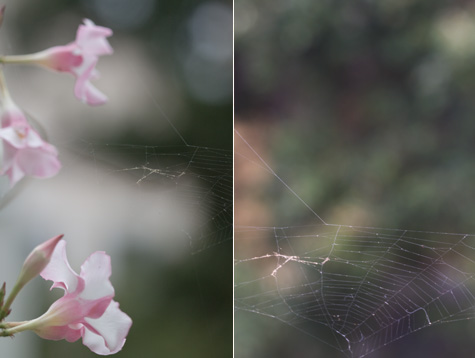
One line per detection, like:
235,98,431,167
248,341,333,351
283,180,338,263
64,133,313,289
76,141,233,253
234,129,475,358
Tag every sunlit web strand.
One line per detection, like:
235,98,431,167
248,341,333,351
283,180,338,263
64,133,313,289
235,129,327,225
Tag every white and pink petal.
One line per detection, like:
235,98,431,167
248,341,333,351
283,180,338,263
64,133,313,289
40,240,79,293
17,146,61,178
79,251,114,300
77,19,113,56
83,301,132,355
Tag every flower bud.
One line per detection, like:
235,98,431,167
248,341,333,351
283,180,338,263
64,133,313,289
17,235,63,287
0,235,64,320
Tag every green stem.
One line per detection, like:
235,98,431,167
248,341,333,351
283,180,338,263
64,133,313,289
0,278,25,320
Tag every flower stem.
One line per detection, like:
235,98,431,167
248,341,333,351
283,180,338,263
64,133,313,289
0,321,27,329
0,278,25,320
0,52,51,70
1,318,40,336
0,54,39,65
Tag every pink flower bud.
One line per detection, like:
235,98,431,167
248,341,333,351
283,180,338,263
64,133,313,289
18,235,64,286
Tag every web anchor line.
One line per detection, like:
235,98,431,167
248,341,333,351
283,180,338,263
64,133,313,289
235,129,327,225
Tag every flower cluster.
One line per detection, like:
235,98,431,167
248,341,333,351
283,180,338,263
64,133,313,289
0,18,113,187
0,13,131,356
0,236,132,355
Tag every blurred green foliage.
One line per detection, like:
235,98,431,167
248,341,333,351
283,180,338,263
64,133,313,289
236,0,475,233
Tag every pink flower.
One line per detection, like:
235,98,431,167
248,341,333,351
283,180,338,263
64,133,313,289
49,19,113,105
8,19,113,105
31,240,132,355
0,100,61,187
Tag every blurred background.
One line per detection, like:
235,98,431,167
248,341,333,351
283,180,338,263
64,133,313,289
235,0,475,357
0,0,232,357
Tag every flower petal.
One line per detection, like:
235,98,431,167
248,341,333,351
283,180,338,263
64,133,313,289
34,323,83,342
73,59,108,105
17,145,61,178
0,127,23,147
77,19,113,56
83,81,108,106
44,293,111,325
0,100,28,127
24,129,45,148
40,240,79,293
83,301,132,355
2,162,24,187
79,251,114,300
0,125,44,148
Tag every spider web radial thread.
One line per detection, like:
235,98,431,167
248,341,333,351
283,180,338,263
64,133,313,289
235,224,475,357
